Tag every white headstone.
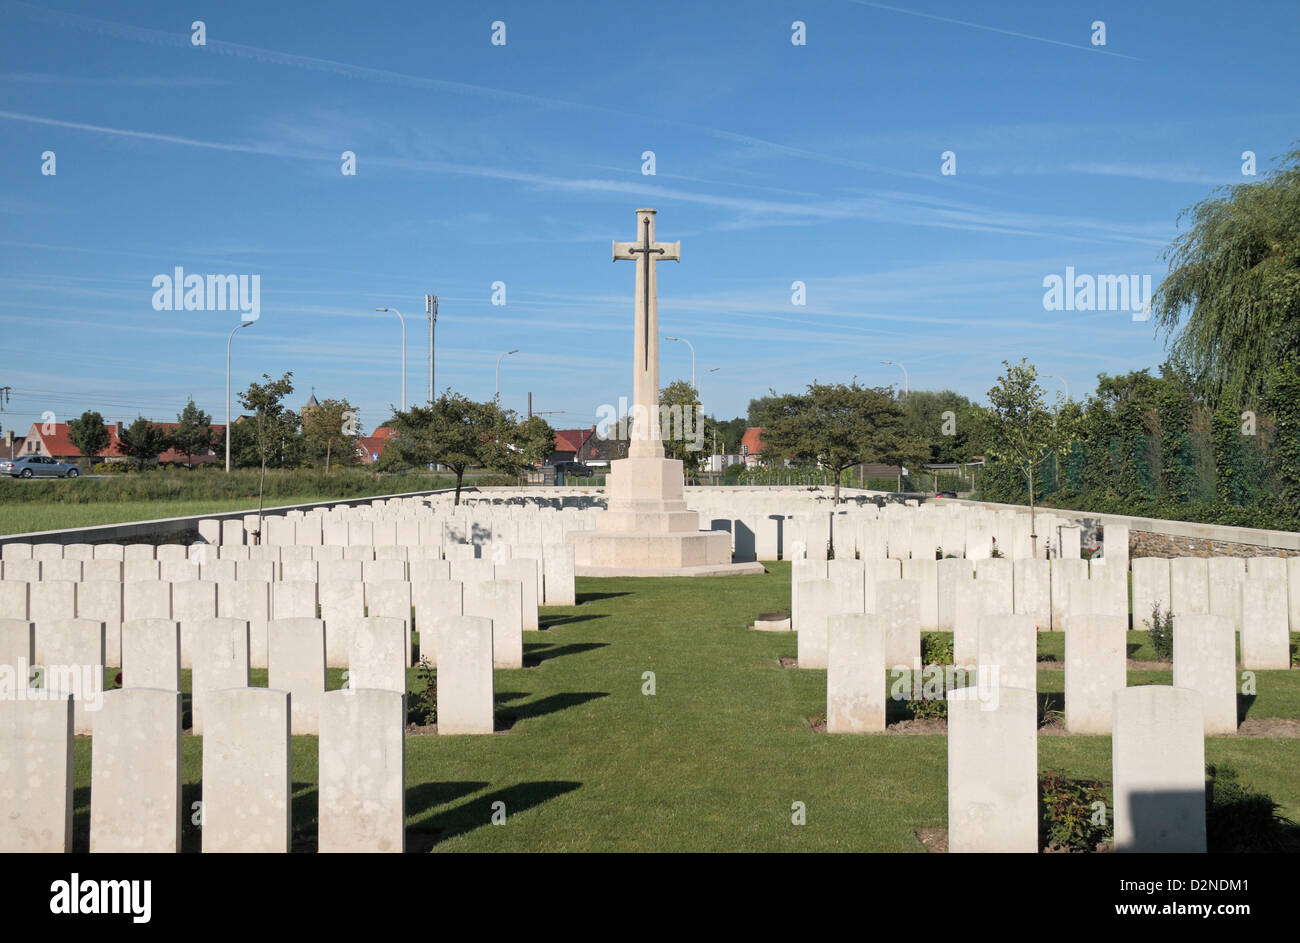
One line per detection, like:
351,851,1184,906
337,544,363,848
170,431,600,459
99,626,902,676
826,613,886,733
1172,613,1236,735
0,694,74,852
435,616,494,735
1064,613,1127,734
1111,685,1206,852
318,689,405,853
120,619,181,691
89,688,182,853
189,618,250,735
946,685,1037,853
201,687,291,853
268,618,326,735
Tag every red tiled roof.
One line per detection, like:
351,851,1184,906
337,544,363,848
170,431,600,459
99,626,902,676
370,426,397,439
554,427,595,453
740,427,765,455
356,436,391,464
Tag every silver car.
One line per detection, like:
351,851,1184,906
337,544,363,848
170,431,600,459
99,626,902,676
0,455,81,478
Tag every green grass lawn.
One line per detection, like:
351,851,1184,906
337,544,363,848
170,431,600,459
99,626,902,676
0,498,347,535
67,561,1300,851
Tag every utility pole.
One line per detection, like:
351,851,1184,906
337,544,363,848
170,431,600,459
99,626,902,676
425,294,438,404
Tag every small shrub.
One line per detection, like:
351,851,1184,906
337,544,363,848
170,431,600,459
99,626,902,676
920,634,953,666
907,692,948,719
1206,763,1300,852
1144,601,1175,661
1039,769,1112,852
407,656,437,726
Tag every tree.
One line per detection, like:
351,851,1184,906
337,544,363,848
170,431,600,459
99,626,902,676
1151,146,1300,405
513,415,557,468
983,360,1075,553
237,372,297,535
1264,360,1300,508
116,417,170,469
759,380,907,504
385,391,524,504
170,398,215,468
302,398,360,473
658,379,711,474
67,411,109,463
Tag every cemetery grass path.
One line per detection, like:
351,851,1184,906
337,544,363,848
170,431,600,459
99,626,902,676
67,562,1300,851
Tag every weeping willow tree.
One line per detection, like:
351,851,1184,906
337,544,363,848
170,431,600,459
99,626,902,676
1151,146,1300,406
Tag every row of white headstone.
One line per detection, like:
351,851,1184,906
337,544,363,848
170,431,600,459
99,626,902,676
820,612,1212,852
0,612,500,852
792,555,1298,670
823,610,1242,736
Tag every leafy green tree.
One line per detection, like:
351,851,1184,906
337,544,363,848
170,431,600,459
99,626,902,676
714,416,748,454
302,398,360,473
1264,361,1300,507
67,411,109,463
237,373,297,532
897,389,983,466
116,417,170,469
658,379,710,474
514,415,557,467
1151,146,1300,405
385,391,527,504
171,398,215,468
983,360,1076,553
759,380,908,504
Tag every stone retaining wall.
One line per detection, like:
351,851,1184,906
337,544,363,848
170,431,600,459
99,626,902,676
1129,530,1299,559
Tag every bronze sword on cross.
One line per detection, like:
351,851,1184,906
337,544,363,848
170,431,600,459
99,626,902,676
613,210,680,370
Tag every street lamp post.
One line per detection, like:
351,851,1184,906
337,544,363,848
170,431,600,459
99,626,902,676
495,349,518,402
880,360,909,395
702,366,719,472
225,320,254,473
375,307,406,410
1043,374,1070,402
664,335,695,391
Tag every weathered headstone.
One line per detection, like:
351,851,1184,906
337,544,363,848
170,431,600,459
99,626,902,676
826,613,886,733
268,618,326,735
201,687,291,853
0,694,74,852
435,616,494,735
189,618,250,735
1063,614,1127,734
318,689,405,852
1112,685,1206,852
946,685,1037,853
89,688,182,853
1172,613,1236,735
120,619,181,691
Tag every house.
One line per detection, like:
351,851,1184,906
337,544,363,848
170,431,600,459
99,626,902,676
19,420,225,466
356,426,397,465
548,427,598,464
739,427,766,467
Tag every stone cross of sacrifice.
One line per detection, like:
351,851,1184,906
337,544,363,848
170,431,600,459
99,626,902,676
612,208,680,458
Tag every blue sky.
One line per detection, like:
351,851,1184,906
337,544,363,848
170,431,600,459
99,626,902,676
1,0,1297,437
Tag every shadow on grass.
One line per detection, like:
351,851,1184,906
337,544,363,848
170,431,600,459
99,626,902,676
72,785,90,853
291,782,318,853
576,591,632,604
522,641,609,666
1238,692,1257,723
406,780,582,851
406,780,490,818
1126,643,1143,658
539,613,607,630
496,691,609,730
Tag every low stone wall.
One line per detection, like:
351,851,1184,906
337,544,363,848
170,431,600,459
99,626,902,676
1129,530,1298,559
